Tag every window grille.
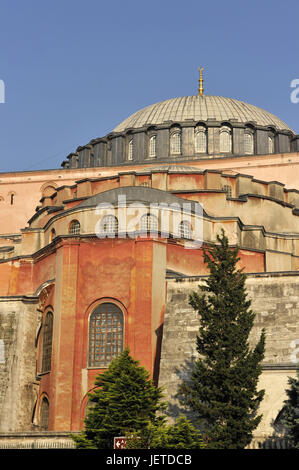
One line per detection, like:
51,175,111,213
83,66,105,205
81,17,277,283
40,397,49,430
100,215,119,236
140,213,158,233
69,220,80,235
195,129,206,153
42,312,53,373
170,132,181,155
220,127,232,153
244,133,254,155
223,185,232,198
128,139,133,160
179,220,192,239
149,135,157,158
268,136,274,154
89,303,123,368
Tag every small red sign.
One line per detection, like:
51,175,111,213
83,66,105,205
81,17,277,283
114,437,127,449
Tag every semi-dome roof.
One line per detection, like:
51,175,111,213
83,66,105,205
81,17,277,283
113,95,293,133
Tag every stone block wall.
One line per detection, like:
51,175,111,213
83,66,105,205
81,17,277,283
158,273,299,438
0,297,39,432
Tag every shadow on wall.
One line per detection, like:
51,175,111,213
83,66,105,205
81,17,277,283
164,355,198,426
164,356,293,449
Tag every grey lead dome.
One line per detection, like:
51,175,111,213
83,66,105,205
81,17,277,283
113,95,293,132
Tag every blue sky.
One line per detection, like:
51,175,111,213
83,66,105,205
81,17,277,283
0,0,298,172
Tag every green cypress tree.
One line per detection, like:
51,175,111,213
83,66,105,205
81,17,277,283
281,370,299,448
72,348,166,449
179,230,266,449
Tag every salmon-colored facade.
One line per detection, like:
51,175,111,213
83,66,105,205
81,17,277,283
0,93,298,446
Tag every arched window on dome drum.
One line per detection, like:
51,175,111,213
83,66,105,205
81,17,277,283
40,397,50,430
128,139,133,160
140,213,158,233
244,132,254,155
99,215,119,236
220,126,232,153
178,220,192,239
89,303,124,368
41,312,53,373
195,127,207,153
149,135,157,158
170,131,181,155
69,220,80,235
268,135,274,154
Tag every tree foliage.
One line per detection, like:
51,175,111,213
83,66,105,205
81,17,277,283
179,230,266,449
72,349,166,449
281,370,299,448
125,416,206,449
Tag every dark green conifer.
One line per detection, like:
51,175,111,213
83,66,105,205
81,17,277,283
281,370,299,448
179,230,266,449
72,349,166,449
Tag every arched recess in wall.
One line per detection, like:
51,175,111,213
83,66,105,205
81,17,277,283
40,181,58,199
83,298,128,373
219,123,232,153
39,394,50,430
169,124,182,155
88,302,124,369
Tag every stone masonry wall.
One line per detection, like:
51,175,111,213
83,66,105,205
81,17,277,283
0,297,39,432
158,273,299,438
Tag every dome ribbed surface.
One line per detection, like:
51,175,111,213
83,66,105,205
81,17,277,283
113,95,292,133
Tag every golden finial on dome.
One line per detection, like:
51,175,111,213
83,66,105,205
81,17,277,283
198,67,204,96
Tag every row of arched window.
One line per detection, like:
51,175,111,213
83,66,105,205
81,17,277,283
127,127,276,159
49,216,193,240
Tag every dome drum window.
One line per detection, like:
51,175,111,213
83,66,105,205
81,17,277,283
244,131,254,155
128,139,133,161
268,135,275,154
220,126,232,153
194,126,207,153
170,129,181,155
149,135,157,158
89,303,124,368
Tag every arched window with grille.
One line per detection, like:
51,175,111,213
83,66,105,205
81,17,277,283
69,220,80,235
220,126,232,153
170,131,181,155
178,220,192,239
128,139,133,160
88,302,124,368
99,215,119,236
244,132,254,155
268,135,274,154
40,397,50,430
140,213,158,233
149,135,157,158
41,312,53,373
195,126,206,153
